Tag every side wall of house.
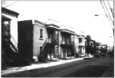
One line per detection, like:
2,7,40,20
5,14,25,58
82,38,86,55
74,36,79,54
33,21,48,59
78,37,86,56
58,31,63,58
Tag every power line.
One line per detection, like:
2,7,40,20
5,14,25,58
100,0,114,37
107,0,113,17
100,0,109,19
102,0,113,25
3,0,18,8
100,0,113,27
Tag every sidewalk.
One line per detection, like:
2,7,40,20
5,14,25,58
2,56,91,75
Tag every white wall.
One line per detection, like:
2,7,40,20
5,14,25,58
58,31,64,58
79,37,86,55
74,36,79,53
33,20,48,57
10,18,18,48
2,13,18,48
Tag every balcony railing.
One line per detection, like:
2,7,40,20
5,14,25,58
61,40,73,45
47,38,58,45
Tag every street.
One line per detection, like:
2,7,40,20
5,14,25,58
2,1,114,77
2,56,114,77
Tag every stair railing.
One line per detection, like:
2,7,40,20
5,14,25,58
9,40,18,53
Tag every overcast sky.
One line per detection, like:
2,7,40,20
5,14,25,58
2,0,113,46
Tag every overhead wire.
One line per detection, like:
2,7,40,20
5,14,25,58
100,0,109,19
102,0,113,25
100,0,114,37
107,0,113,11
3,0,18,8
100,0,113,25
107,0,113,18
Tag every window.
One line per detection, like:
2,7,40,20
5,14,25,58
40,47,42,52
79,38,82,43
40,29,43,39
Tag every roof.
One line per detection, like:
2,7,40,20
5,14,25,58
2,7,19,17
34,20,46,25
60,28,75,34
2,15,11,21
76,34,86,38
46,24,60,30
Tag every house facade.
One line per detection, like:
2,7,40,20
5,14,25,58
2,7,19,66
77,35,86,57
45,24,60,60
59,29,75,59
18,20,48,62
18,20,61,62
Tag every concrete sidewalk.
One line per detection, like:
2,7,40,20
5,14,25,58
2,56,92,75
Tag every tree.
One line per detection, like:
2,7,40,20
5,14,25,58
85,35,92,55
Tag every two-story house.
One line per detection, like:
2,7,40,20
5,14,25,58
44,24,60,61
59,29,75,59
18,20,48,63
77,35,86,57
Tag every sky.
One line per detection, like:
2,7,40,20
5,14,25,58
2,0,114,46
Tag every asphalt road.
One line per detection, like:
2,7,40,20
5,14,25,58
2,56,114,77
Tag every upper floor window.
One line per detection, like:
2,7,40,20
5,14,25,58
79,38,82,43
40,29,43,39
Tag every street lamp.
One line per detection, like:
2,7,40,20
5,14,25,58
94,14,99,16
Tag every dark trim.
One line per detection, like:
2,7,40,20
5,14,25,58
2,15,11,21
46,24,60,28
46,24,60,30
60,29,75,35
2,7,19,17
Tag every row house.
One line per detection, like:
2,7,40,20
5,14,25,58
2,9,88,65
85,36,102,56
74,34,86,57
87,40,96,55
2,12,88,65
59,29,75,59
3,8,105,66
2,7,19,66
18,19,87,63
18,20,60,62
99,44,108,56
77,35,86,57
18,20,48,63
39,24,60,61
